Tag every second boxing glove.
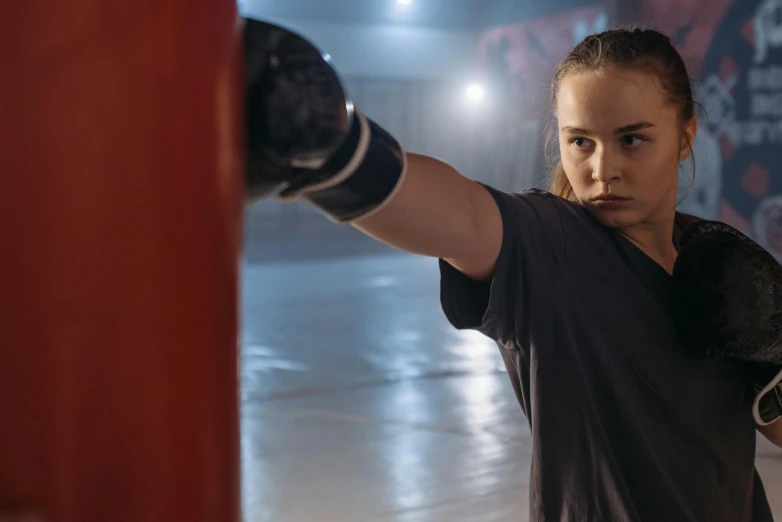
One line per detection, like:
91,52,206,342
244,18,406,222
672,220,782,426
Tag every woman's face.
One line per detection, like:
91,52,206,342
556,68,697,229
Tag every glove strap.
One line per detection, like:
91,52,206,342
279,111,407,223
753,366,782,426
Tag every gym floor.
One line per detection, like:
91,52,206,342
239,227,782,522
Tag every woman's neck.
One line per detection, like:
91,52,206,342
619,216,678,274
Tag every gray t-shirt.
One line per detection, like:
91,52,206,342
439,186,773,521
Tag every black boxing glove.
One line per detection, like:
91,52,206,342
243,18,406,222
672,221,782,426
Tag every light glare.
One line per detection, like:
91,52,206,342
465,84,485,102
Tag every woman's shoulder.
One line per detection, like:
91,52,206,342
502,187,587,213
673,212,707,249
510,187,571,202
481,187,603,252
674,211,702,230
504,187,597,224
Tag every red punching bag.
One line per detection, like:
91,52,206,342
0,2,242,521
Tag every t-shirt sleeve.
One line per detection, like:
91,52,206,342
439,185,568,348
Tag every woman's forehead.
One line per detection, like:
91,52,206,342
556,69,675,126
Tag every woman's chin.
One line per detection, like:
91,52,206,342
586,207,640,229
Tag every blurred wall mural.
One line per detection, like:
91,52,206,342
476,4,610,189
479,0,782,258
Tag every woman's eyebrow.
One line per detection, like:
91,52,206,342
560,121,656,135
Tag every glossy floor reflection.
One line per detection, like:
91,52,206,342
240,245,782,522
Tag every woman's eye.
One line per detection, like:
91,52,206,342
571,138,589,149
622,135,646,147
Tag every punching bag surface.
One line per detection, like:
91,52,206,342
0,2,242,521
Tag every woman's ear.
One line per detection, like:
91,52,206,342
680,115,699,161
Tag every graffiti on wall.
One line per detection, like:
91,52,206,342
478,5,608,117
701,0,782,258
642,0,782,258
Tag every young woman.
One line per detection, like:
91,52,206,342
246,22,782,521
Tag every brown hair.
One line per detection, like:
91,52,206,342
547,28,697,200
